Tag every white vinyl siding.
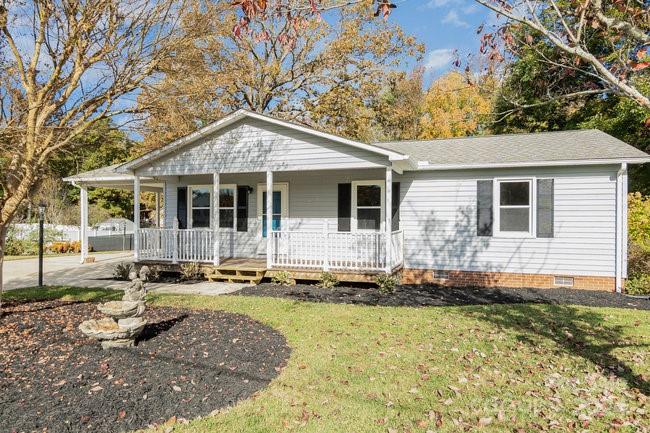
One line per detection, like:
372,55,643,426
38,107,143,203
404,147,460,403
135,118,389,176
165,169,386,258
397,165,618,277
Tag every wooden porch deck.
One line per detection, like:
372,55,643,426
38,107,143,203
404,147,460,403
137,257,400,285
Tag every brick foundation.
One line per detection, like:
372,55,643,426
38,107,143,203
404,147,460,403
400,268,616,292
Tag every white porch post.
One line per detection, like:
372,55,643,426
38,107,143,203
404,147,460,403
385,167,392,273
155,192,161,228
133,176,140,262
266,170,273,268
213,172,220,266
79,185,89,264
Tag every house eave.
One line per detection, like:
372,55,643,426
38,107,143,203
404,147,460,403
415,157,650,171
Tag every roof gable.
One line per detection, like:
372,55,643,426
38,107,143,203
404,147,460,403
119,109,409,173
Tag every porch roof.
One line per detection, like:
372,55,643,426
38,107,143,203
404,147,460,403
63,163,163,191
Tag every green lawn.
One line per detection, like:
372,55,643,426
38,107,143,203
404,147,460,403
5,287,649,432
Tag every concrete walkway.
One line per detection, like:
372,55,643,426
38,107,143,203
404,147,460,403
3,253,246,295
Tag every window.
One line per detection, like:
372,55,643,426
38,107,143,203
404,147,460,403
190,186,211,228
219,186,235,229
352,181,384,231
188,185,237,229
496,180,533,236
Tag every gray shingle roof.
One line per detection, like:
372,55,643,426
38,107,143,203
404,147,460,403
63,163,130,181
373,129,650,166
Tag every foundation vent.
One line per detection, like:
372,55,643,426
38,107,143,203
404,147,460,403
554,276,574,287
435,270,450,280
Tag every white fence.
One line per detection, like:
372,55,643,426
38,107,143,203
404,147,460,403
137,228,404,273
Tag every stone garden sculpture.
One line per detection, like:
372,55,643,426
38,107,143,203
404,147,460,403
80,266,150,349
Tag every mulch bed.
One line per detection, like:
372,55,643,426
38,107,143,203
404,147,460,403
237,283,650,310
0,300,290,433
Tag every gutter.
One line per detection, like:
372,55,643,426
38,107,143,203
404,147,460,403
416,157,650,170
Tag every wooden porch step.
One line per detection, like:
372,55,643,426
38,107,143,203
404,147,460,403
205,266,267,285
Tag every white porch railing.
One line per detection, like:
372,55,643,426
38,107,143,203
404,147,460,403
138,228,215,263
137,228,404,272
270,230,404,272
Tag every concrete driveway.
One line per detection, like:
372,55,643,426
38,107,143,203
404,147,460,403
2,253,246,295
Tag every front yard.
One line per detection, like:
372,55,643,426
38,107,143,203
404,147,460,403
2,286,649,432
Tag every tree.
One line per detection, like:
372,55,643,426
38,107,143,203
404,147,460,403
0,0,183,305
474,0,649,109
419,71,495,139
138,0,423,150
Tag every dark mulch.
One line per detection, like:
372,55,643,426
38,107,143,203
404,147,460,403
237,283,650,310
0,300,290,433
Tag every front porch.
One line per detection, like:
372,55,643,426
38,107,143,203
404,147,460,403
137,227,404,274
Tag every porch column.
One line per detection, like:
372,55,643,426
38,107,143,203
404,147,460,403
155,192,161,227
213,172,220,266
266,170,273,268
79,185,89,264
385,167,392,273
133,175,140,262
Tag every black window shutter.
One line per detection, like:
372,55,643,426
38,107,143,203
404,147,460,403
177,187,187,229
477,180,493,236
536,178,554,238
391,182,400,231
237,186,249,232
338,183,351,232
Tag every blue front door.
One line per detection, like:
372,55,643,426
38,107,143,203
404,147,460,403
261,190,282,237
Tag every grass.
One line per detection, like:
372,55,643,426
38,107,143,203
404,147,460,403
4,287,650,432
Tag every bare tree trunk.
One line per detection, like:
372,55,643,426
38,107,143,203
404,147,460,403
0,223,7,314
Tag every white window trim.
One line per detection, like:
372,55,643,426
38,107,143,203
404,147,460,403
257,182,289,237
187,184,237,229
351,180,385,232
494,177,536,238
217,184,237,231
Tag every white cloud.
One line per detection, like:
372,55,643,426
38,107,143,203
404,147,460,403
425,48,455,70
425,0,459,8
462,3,479,14
442,9,470,27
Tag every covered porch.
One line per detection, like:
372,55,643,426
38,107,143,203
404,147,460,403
69,166,405,275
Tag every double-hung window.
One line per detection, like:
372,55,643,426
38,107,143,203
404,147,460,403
352,181,384,231
496,179,533,236
218,186,236,229
188,185,237,229
189,186,211,228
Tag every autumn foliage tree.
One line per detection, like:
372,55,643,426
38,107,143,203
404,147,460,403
138,0,423,150
419,71,495,139
0,0,184,303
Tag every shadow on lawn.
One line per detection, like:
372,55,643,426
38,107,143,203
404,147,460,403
474,304,650,396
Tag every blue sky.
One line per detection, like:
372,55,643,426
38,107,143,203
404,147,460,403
389,0,493,84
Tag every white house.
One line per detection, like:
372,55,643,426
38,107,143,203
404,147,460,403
64,109,650,291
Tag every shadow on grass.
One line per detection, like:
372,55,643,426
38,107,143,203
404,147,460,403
473,304,650,396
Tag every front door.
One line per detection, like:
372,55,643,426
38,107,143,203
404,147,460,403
257,183,289,238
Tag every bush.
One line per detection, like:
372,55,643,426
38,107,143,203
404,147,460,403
628,192,650,250
271,270,295,286
629,242,650,278
5,236,26,256
113,262,133,281
180,262,202,281
625,274,650,296
147,265,162,282
317,271,338,289
375,273,400,294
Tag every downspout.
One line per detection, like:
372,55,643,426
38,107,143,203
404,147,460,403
615,163,628,293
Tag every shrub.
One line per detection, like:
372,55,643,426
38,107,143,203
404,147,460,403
271,270,295,286
147,265,162,282
180,262,202,281
317,271,338,289
375,273,400,294
113,262,133,281
628,192,650,251
625,274,650,296
629,242,650,278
